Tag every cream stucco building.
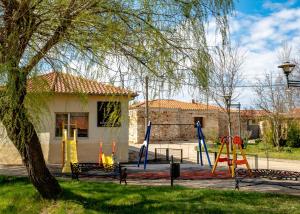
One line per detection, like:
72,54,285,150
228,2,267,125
0,72,136,165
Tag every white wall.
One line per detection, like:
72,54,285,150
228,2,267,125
0,94,131,165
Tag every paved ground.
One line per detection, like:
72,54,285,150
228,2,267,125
0,163,299,196
130,141,300,172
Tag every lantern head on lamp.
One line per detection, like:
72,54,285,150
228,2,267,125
278,61,297,88
223,94,231,105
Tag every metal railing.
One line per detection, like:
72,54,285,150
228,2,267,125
154,148,183,163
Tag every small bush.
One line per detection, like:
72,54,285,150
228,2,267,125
263,127,274,146
213,138,221,145
286,121,300,148
284,147,292,153
242,138,248,149
254,139,262,144
279,138,287,147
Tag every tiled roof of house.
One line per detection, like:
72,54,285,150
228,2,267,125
240,108,300,119
240,109,268,118
285,108,300,118
290,108,300,115
27,72,137,96
130,99,220,110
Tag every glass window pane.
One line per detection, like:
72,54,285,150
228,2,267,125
97,102,121,127
70,113,89,137
55,113,68,137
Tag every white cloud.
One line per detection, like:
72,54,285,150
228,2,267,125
229,7,300,107
263,0,296,11
200,6,300,108
116,5,300,108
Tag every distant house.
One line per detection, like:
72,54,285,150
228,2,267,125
0,72,136,165
240,110,267,139
249,108,300,139
129,99,245,143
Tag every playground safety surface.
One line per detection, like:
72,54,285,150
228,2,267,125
125,164,232,180
0,164,299,196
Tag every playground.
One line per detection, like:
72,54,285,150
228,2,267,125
1,119,300,207
41,120,300,197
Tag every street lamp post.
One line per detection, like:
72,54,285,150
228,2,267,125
278,61,298,87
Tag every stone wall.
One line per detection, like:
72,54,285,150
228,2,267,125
218,111,248,138
129,109,146,144
129,107,249,144
129,108,222,143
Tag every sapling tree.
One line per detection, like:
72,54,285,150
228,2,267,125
254,73,289,150
0,0,233,198
209,44,245,137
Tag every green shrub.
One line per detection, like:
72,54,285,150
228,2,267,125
242,138,248,149
279,138,287,147
254,139,262,144
263,127,274,146
213,138,221,145
284,147,292,153
286,121,300,148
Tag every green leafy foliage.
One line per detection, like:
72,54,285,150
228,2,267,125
263,126,274,146
255,139,262,144
286,121,300,148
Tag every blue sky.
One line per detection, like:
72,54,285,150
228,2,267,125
235,0,299,14
173,0,300,108
87,0,300,109
235,0,300,15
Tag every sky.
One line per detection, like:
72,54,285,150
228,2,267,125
70,0,300,109
173,0,300,108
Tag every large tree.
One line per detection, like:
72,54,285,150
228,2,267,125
0,0,233,198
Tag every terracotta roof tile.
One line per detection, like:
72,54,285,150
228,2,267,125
27,72,137,96
240,110,268,118
290,108,300,115
285,108,300,118
130,99,220,110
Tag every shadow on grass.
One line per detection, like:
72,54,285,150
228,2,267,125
60,185,211,214
58,181,300,214
0,175,29,185
0,175,299,214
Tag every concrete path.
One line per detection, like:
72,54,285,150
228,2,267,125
0,164,299,196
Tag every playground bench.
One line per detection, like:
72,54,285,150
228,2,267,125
235,168,300,190
70,162,122,180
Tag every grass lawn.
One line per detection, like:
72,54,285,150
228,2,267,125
0,176,300,214
244,144,300,160
208,142,300,160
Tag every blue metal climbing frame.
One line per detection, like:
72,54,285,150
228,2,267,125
196,121,212,168
137,121,152,170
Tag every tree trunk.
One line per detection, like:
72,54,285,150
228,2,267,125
3,110,62,199
0,71,62,199
227,105,232,151
23,128,62,199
